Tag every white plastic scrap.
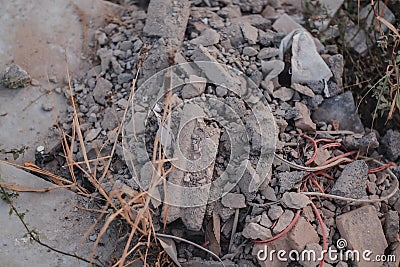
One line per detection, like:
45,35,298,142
279,29,332,96
153,103,174,153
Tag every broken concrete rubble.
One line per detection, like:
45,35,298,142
331,160,368,200
278,171,305,193
312,91,364,133
281,192,311,209
143,0,190,43
336,205,388,267
221,193,246,209
242,222,272,240
294,101,316,133
287,216,319,251
273,209,294,234
279,30,332,86
381,130,400,161
165,103,221,231
5,0,398,265
190,28,221,46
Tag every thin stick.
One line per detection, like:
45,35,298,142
228,208,239,253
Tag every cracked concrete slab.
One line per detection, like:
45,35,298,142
0,162,115,266
0,0,123,163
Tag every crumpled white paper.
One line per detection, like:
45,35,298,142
279,29,333,96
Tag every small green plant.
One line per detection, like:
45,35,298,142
0,145,28,160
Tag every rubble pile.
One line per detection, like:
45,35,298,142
36,0,400,266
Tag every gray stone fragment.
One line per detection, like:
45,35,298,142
312,91,364,134
260,186,277,201
93,78,112,105
248,69,263,87
85,128,101,142
49,76,57,84
234,15,271,31
344,2,394,54
336,205,388,267
215,86,228,97
381,130,400,161
242,222,272,240
181,75,207,99
281,192,311,209
278,171,305,193
102,108,118,131
273,210,294,234
306,81,324,94
261,60,284,81
326,80,342,97
118,40,133,51
280,30,332,84
260,212,272,228
272,13,304,35
41,102,53,112
242,47,258,57
294,102,316,133
190,28,220,46
331,160,368,200
221,193,246,209
291,83,315,98
191,46,240,90
143,0,190,43
314,0,344,31
272,87,294,101
257,47,279,59
240,22,258,45
268,204,283,221
97,48,113,73
1,64,31,88
343,132,379,152
116,98,128,109
239,163,261,201
97,32,108,45
118,73,133,84
165,104,220,231
326,54,344,88
384,211,400,243
223,22,245,47
285,107,300,120
304,94,324,110
258,29,275,47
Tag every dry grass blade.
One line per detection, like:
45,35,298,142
0,182,71,193
65,57,92,174
376,16,400,38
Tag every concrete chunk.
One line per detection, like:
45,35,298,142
221,193,246,209
330,160,368,200
143,0,190,43
165,103,220,231
336,205,388,267
288,216,319,251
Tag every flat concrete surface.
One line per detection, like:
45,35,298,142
0,0,123,163
0,162,114,266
